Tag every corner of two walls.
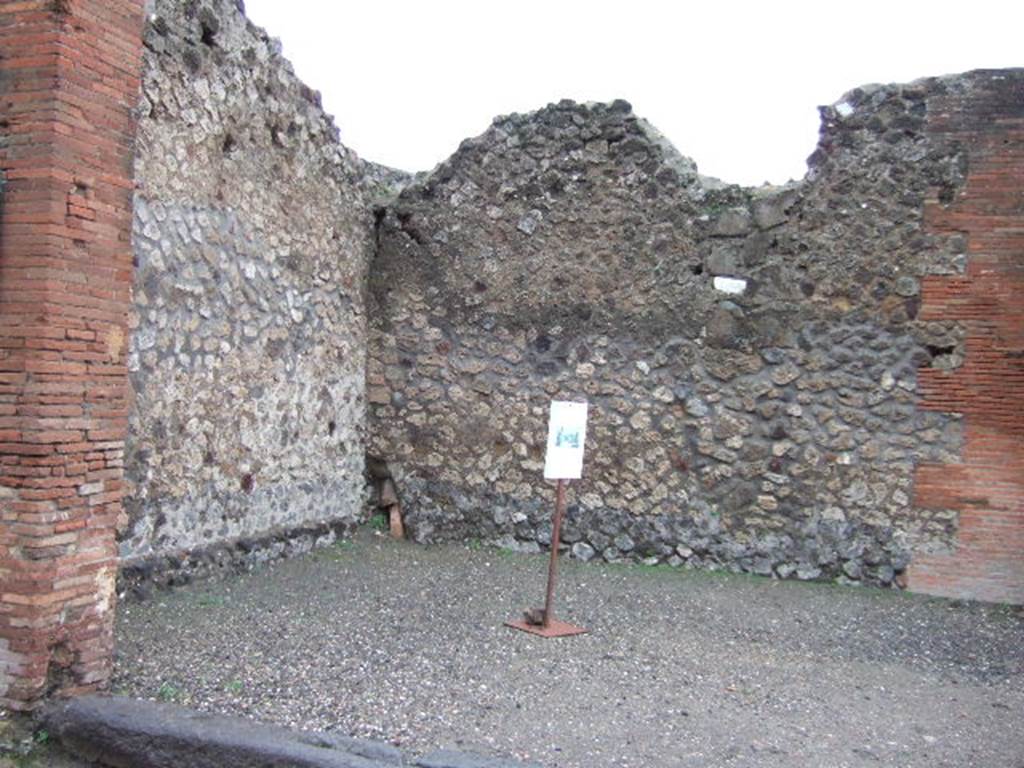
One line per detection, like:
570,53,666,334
366,75,1023,602
121,9,1022,605
122,0,377,577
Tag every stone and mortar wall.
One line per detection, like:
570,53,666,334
367,75,1024,592
121,0,382,570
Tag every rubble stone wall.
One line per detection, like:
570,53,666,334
368,73,1022,593
122,0,379,565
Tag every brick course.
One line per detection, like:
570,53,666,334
909,74,1024,603
0,0,145,709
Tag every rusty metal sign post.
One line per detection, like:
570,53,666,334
506,401,588,638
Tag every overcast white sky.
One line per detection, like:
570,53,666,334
243,0,1021,186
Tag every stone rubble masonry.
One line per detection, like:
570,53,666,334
0,1,146,709
368,72,1023,601
910,72,1024,604
121,0,380,568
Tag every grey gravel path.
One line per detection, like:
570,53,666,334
113,531,1024,768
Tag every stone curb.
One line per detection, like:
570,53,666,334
43,696,539,768
416,749,543,768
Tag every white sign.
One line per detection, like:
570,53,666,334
543,401,588,480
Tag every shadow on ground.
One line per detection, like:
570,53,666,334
112,530,1024,768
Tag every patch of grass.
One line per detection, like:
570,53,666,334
601,560,682,579
781,573,902,599
994,602,1024,621
313,539,354,562
1,727,54,768
599,558,769,587
196,594,225,608
156,681,181,703
224,679,244,695
366,514,388,532
8,748,42,768
635,562,679,575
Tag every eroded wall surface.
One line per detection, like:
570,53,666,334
369,73,1022,594
122,0,379,565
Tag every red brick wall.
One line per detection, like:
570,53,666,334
0,0,145,708
910,73,1024,604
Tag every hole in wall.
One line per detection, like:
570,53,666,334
240,474,254,493
395,210,427,245
904,296,920,319
45,642,77,696
199,7,220,47
327,420,336,436
926,343,956,358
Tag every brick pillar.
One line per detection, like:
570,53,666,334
909,72,1024,604
0,0,145,708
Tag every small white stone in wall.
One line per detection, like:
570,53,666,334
685,397,708,418
835,101,854,117
630,411,651,430
575,362,595,378
652,385,675,403
822,506,847,521
713,276,747,295
635,360,650,375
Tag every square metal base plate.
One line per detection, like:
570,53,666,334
504,618,588,637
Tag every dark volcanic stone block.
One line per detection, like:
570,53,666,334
44,695,394,768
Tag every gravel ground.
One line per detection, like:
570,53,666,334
113,530,1024,768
